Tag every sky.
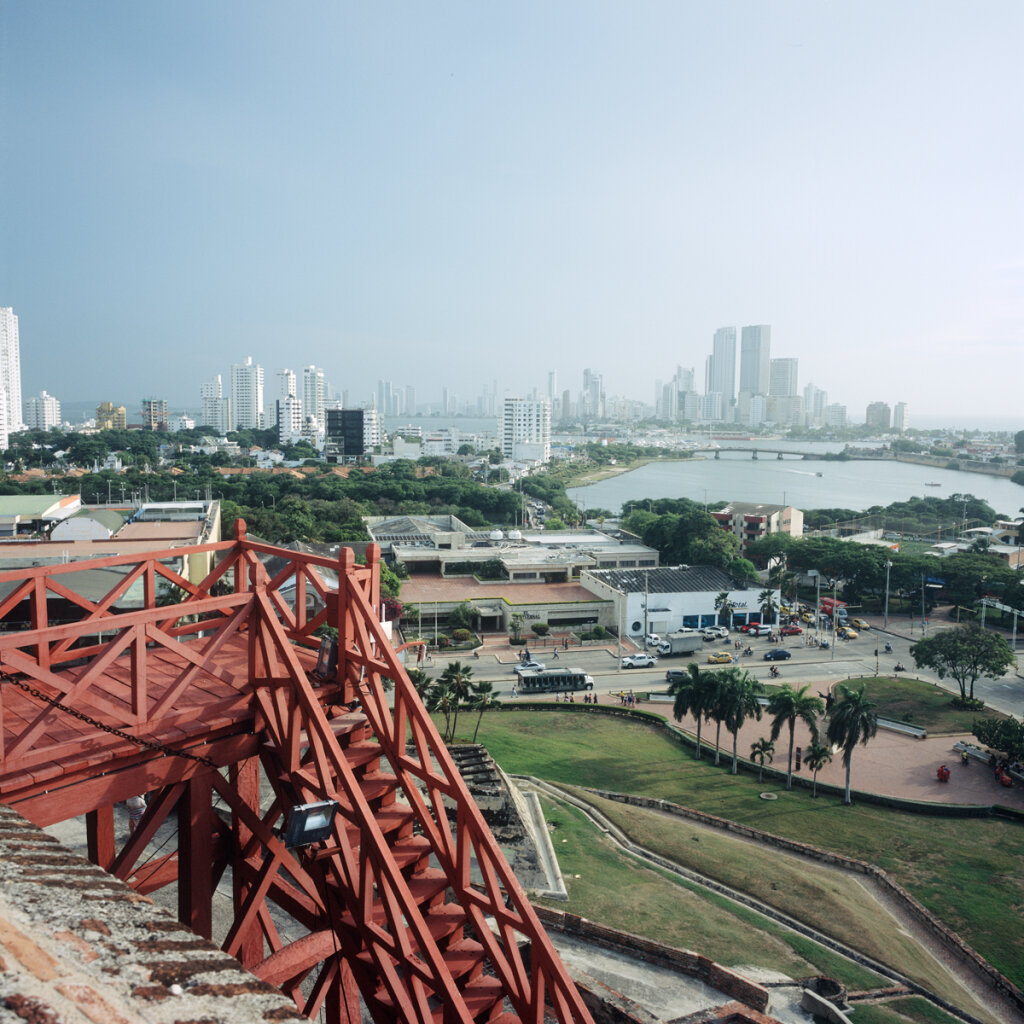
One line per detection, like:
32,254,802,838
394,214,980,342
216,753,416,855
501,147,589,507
1,2,1022,426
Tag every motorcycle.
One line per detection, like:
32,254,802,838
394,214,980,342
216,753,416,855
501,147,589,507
769,665,780,678
743,647,753,656
884,642,893,653
894,662,906,673
820,639,830,650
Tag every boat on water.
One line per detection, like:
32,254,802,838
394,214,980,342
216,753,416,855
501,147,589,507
925,481,941,487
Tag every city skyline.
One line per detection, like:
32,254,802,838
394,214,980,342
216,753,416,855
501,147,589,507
3,4,1023,424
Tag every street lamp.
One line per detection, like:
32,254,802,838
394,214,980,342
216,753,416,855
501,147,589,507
883,560,893,629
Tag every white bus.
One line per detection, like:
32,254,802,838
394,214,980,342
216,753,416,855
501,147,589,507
514,667,594,695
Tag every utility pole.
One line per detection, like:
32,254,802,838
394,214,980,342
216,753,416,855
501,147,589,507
884,560,892,629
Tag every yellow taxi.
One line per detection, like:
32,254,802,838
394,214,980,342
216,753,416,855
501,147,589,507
801,612,816,624
837,626,859,640
850,618,870,630
707,651,734,664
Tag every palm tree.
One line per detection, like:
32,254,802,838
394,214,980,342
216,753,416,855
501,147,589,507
704,670,730,766
714,591,735,629
768,683,824,790
804,742,833,798
758,589,779,625
721,670,764,774
469,680,501,742
426,680,455,742
750,737,775,783
826,684,879,805
669,663,716,761
439,661,474,741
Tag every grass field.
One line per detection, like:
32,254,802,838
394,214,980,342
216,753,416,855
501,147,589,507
856,676,1010,733
465,709,1024,991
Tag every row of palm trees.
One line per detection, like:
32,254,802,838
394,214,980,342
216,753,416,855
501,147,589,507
416,661,502,743
714,588,781,627
668,664,878,805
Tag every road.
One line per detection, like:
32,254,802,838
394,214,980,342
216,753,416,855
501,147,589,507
423,620,1024,718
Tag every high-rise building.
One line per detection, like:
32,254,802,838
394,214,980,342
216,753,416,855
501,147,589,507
141,398,169,431
824,404,847,428
274,369,297,406
231,357,264,430
582,369,603,420
893,402,909,433
739,325,771,397
404,385,416,417
0,308,23,434
769,358,798,398
325,409,367,462
276,394,303,441
547,371,558,401
25,391,61,431
501,397,551,461
200,376,231,434
865,402,891,430
96,402,127,430
303,366,325,428
705,328,736,409
803,383,828,427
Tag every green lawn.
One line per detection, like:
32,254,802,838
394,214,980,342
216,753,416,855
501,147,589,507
467,709,1024,990
856,675,1010,733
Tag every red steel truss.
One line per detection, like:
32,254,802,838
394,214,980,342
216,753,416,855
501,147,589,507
0,522,593,1024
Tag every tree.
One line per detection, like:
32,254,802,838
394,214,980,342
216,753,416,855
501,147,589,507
758,589,779,624
530,622,550,637
469,680,501,742
750,738,775,783
449,600,473,632
669,663,716,761
426,680,455,742
439,661,474,741
804,742,833,798
720,669,764,774
826,684,879,805
714,591,735,629
767,684,824,790
973,717,1024,760
910,624,1015,703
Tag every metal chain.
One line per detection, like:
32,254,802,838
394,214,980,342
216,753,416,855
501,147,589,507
0,672,218,769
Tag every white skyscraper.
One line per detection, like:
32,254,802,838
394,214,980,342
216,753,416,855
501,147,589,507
893,402,909,433
276,394,303,440
200,376,232,434
0,308,24,434
274,369,297,404
25,391,62,430
501,397,551,461
231,357,265,430
303,365,325,428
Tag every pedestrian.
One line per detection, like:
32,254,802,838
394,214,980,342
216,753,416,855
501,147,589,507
127,794,147,834
553,649,559,660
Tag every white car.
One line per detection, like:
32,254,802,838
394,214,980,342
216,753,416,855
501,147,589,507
622,653,658,669
702,626,729,640
645,633,661,647
514,660,546,672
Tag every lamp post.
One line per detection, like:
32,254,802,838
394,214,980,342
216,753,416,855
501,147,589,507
883,559,893,629
831,576,838,662
809,569,821,646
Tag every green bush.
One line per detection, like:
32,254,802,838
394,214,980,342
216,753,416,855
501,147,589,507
531,622,550,636
451,628,471,642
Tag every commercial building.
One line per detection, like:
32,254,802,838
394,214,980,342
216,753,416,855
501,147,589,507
581,564,775,639
705,327,736,417
710,502,804,554
739,324,771,398
769,357,798,398
325,408,375,461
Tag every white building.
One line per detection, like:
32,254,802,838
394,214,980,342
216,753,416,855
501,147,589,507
273,368,297,406
231,357,265,430
200,376,232,434
276,394,303,441
363,408,383,452
893,401,909,433
501,397,551,462
303,365,325,429
769,357,798,397
0,308,24,437
25,391,61,431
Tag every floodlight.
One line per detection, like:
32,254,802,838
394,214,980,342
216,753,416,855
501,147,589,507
284,800,339,847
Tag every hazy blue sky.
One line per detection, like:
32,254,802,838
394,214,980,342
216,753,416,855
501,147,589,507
2,2,1022,425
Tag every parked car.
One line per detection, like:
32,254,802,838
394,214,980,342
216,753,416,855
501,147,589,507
763,648,792,661
702,626,729,640
622,653,657,669
837,626,859,640
645,633,661,647
780,624,803,636
748,624,773,637
850,618,871,630
707,651,733,664
514,660,546,672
